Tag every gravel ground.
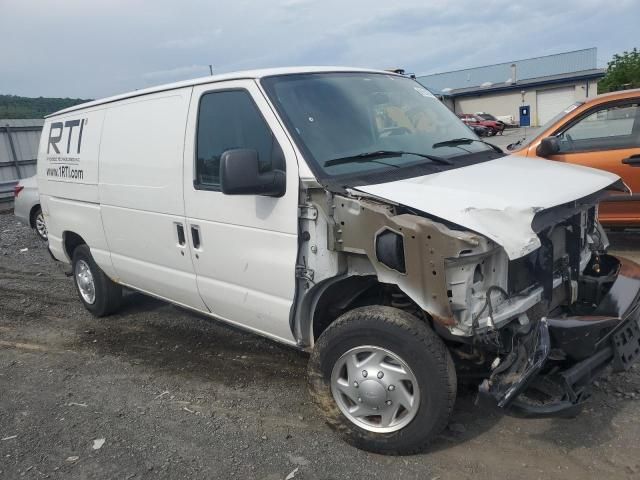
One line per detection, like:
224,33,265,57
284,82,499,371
1,211,640,479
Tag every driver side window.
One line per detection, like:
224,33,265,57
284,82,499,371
557,102,640,153
195,89,284,189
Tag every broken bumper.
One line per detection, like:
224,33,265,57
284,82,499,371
480,256,640,418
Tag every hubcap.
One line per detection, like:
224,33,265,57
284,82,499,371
35,212,47,239
330,346,420,433
75,260,96,304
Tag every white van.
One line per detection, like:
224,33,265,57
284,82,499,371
38,67,640,454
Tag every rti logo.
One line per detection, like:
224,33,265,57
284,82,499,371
47,119,87,154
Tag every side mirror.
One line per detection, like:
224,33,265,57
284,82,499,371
220,149,285,197
536,136,560,157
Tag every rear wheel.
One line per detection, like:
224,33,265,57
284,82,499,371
31,206,47,241
72,245,122,317
308,306,456,454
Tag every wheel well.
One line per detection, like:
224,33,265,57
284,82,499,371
63,231,86,261
28,204,41,228
311,276,426,341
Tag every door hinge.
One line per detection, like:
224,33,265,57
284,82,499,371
298,204,318,221
295,265,315,282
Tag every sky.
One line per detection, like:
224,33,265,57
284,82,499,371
1,0,638,99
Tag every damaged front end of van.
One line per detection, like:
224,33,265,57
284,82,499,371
460,224,640,418
302,157,640,418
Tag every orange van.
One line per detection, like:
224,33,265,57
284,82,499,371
510,89,640,226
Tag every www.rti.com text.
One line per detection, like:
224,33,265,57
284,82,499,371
46,166,84,180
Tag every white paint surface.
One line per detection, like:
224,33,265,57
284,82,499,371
182,80,300,344
356,155,621,259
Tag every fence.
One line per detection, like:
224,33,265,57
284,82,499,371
0,119,43,205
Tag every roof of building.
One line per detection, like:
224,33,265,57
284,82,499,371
440,68,604,97
49,66,399,117
417,48,603,95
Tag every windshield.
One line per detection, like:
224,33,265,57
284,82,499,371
261,72,497,182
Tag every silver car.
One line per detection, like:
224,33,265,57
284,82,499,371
13,175,47,240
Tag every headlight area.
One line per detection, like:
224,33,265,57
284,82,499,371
444,247,557,337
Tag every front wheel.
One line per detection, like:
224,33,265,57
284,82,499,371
308,306,456,454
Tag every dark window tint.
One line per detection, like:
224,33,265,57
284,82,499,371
196,90,284,188
557,102,640,153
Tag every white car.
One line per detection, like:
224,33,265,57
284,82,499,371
37,67,640,454
13,175,47,240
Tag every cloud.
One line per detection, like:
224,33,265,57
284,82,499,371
0,0,638,98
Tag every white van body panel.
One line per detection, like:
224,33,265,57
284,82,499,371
97,88,206,310
37,108,116,275
39,74,303,345
182,80,299,344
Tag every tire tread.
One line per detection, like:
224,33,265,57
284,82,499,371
308,306,456,455
72,244,122,317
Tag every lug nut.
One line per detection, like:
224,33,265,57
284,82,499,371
353,381,359,388
377,371,384,379
362,370,368,378
388,385,395,391
386,400,392,406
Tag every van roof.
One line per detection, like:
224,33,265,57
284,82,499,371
48,66,397,117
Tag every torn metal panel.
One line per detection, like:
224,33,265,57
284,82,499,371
480,257,640,417
355,155,625,260
331,194,493,326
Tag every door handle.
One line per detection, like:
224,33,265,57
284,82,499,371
191,225,201,249
622,154,640,166
176,223,186,246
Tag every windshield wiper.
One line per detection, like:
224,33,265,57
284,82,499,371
324,150,452,167
432,138,503,154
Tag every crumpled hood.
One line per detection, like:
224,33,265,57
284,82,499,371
354,155,623,260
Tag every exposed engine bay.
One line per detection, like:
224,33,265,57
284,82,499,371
294,181,640,417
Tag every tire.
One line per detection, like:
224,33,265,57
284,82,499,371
31,206,47,241
308,306,456,454
72,244,122,317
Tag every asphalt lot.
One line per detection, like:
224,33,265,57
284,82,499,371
1,212,640,479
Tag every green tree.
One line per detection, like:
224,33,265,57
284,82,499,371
0,95,91,119
598,48,640,93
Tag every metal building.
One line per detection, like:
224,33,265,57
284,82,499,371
417,48,605,126
0,119,43,206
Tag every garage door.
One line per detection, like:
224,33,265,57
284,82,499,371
536,86,576,125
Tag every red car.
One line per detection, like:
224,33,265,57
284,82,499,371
457,113,504,135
